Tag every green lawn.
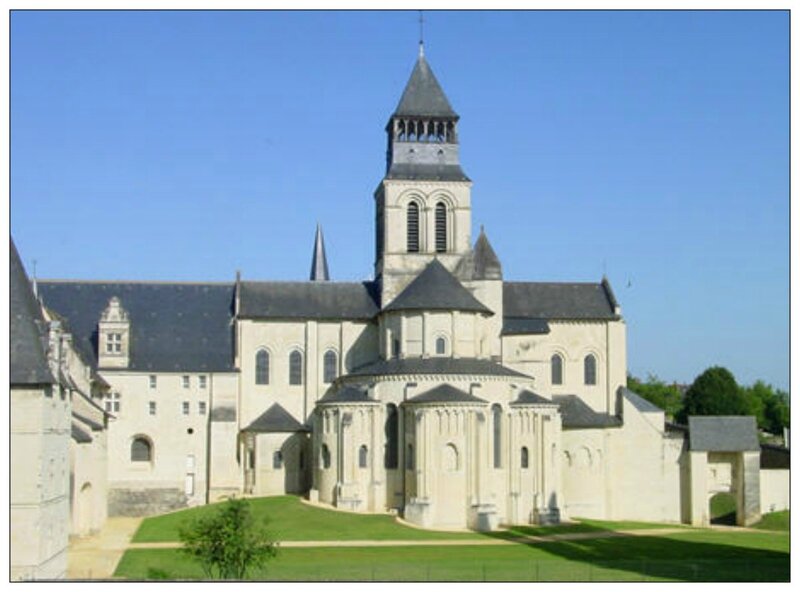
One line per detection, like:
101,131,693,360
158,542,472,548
116,529,790,582
752,510,790,532
120,496,789,582
132,496,486,543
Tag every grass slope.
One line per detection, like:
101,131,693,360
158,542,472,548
752,510,790,531
116,529,790,582
132,496,484,543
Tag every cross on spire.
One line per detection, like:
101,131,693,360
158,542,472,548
418,10,424,55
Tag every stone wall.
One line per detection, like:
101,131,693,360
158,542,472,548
108,488,188,517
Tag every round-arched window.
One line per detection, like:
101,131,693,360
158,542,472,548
131,436,153,462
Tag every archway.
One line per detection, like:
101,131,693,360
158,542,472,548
709,492,737,525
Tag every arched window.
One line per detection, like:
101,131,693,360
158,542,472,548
435,337,446,356
384,404,399,469
407,202,420,253
273,450,283,469
255,350,269,385
358,445,368,468
321,444,331,469
131,437,152,462
584,354,597,386
551,353,563,386
435,202,447,253
323,350,337,383
492,404,503,469
521,446,529,469
406,443,414,470
289,351,303,385
444,443,459,471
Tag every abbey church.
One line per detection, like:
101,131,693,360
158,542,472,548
11,45,787,580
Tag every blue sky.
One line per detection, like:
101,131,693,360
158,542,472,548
10,10,789,390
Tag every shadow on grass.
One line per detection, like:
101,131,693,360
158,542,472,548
512,531,789,582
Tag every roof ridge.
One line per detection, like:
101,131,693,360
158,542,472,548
38,278,235,286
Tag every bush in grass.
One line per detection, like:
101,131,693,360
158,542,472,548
179,497,277,580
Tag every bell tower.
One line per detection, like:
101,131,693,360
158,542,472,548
374,44,473,307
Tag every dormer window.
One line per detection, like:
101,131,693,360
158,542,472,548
106,333,122,354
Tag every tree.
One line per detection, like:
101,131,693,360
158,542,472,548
742,380,790,435
676,366,749,424
627,373,683,419
179,497,276,580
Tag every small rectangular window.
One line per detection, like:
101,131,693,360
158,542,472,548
182,401,190,415
149,401,156,416
273,451,283,469
198,401,207,415
182,375,190,389
199,375,207,389
149,375,157,389
106,333,122,354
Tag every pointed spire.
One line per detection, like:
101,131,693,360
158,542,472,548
393,51,457,119
472,227,502,280
309,224,330,282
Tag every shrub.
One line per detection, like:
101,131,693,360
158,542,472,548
179,497,277,580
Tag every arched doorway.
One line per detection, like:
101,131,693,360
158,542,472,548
709,492,737,525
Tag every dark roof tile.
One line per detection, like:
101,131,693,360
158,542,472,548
688,416,759,452
318,386,377,404
510,389,555,406
553,395,622,429
243,403,307,433
393,53,458,118
239,281,379,320
406,384,487,404
504,281,618,321
384,259,492,315
348,357,529,379
10,238,55,385
385,163,470,182
37,281,235,372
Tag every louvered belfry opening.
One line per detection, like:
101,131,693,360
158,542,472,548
407,202,420,253
393,117,455,143
435,202,447,253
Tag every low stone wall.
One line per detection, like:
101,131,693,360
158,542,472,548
108,488,188,517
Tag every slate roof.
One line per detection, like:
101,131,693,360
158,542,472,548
553,395,622,429
309,224,330,282
455,229,502,281
510,389,556,406
239,281,379,320
10,238,55,385
242,403,308,433
393,51,458,119
620,387,664,413
502,318,551,336
760,444,790,470
503,281,619,321
688,416,760,452
384,259,492,315
318,385,378,404
407,384,487,404
71,423,92,444
385,163,470,182
348,357,530,379
37,281,236,372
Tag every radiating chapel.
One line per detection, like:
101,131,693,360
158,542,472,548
16,45,776,547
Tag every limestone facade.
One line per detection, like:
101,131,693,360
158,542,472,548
14,47,780,549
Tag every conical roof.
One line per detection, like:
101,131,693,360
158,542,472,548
384,259,492,315
10,238,54,385
393,49,458,119
309,224,330,282
456,227,503,281
242,403,308,433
